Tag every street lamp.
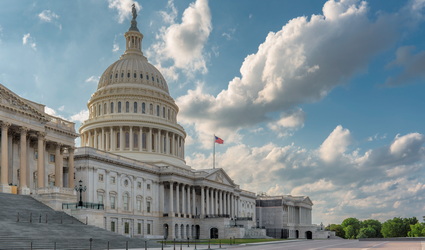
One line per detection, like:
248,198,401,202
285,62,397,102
75,180,87,207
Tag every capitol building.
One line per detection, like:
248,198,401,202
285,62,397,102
0,5,316,240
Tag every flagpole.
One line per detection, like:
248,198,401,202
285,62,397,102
213,135,216,169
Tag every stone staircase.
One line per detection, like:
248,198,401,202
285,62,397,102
0,193,160,249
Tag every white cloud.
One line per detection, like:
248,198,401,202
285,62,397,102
385,46,425,86
38,10,61,30
44,106,66,119
185,128,425,224
319,125,352,163
58,105,65,111
176,0,400,146
147,0,212,78
108,0,141,24
85,76,100,83
22,33,36,51
70,109,89,123
268,108,305,137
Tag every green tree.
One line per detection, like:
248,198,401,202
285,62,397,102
361,219,382,238
341,218,361,239
381,217,417,237
357,226,376,239
329,224,344,238
408,223,425,237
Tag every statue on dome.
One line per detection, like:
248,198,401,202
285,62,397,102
131,3,137,20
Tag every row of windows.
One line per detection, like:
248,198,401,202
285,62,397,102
108,71,164,86
98,174,151,190
90,101,175,121
97,192,152,212
111,220,152,235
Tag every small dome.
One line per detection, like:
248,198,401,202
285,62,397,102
97,54,169,94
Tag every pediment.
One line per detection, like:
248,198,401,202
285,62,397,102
205,169,234,186
0,84,49,122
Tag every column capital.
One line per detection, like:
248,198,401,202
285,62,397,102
37,131,46,138
19,126,30,134
1,122,11,129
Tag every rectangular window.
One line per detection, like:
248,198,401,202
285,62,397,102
111,221,116,232
49,154,55,163
138,182,142,189
156,105,160,116
147,223,151,235
147,184,151,190
110,196,116,209
97,194,104,204
162,107,165,118
124,222,129,234
147,201,151,213
123,195,129,211
126,101,129,113
138,223,142,234
118,102,122,113
142,103,146,114
134,102,138,113
137,200,141,212
110,176,116,184
98,174,104,182
110,102,114,113
134,133,139,148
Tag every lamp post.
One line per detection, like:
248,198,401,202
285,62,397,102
75,180,86,207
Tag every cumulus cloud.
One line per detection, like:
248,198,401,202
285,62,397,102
187,128,425,224
38,10,61,30
147,0,212,78
70,109,89,123
85,75,100,83
177,0,401,147
108,0,141,24
385,46,425,86
268,108,305,137
22,33,36,51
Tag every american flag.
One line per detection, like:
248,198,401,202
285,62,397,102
214,136,224,144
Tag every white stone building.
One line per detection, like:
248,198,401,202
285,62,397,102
256,195,316,239
71,7,259,240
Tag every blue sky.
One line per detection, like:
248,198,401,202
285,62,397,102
1,0,425,225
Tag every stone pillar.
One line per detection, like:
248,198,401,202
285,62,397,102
1,122,10,192
111,127,115,151
18,127,29,194
176,183,180,217
37,133,45,188
169,182,174,216
186,186,190,216
159,182,164,215
148,128,152,152
165,132,169,155
218,190,222,215
54,143,63,187
129,126,133,151
215,189,219,214
192,187,196,218
94,130,98,148
105,170,110,209
106,129,110,151
68,147,75,188
171,133,175,155
182,185,186,217
205,187,210,215
119,126,124,151
101,128,105,150
157,130,161,153
139,127,143,152
200,186,205,217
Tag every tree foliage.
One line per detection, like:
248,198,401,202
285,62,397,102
381,217,418,238
361,219,382,238
341,218,361,239
328,224,344,238
408,223,425,237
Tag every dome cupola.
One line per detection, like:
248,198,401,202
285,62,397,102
79,4,187,168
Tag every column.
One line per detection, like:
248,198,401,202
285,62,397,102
159,182,164,214
37,133,45,188
119,126,124,151
139,127,143,152
176,183,180,217
101,128,105,150
218,191,222,215
181,185,186,217
227,192,230,216
171,133,175,155
106,128,110,151
169,182,174,216
110,127,115,151
129,126,133,151
215,189,219,214
165,132,169,155
206,187,210,215
19,127,29,194
148,128,152,152
88,131,93,147
157,130,161,153
54,143,62,187
186,186,191,217
200,186,205,217
192,187,196,218
94,130,98,148
68,147,75,188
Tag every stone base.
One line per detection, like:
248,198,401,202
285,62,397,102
0,184,11,193
18,187,31,195
32,187,77,210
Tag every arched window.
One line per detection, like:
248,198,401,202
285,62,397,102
123,193,130,211
151,133,155,151
133,133,139,148
110,102,114,113
156,105,160,117
134,73,137,78
118,101,122,113
98,104,101,116
142,133,147,150
116,132,120,149
104,103,107,115
125,132,130,148
167,109,170,120
134,102,137,113
142,103,146,114
126,101,129,113
163,136,166,153
149,104,153,115
162,107,165,118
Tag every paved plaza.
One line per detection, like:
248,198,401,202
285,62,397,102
119,239,425,250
